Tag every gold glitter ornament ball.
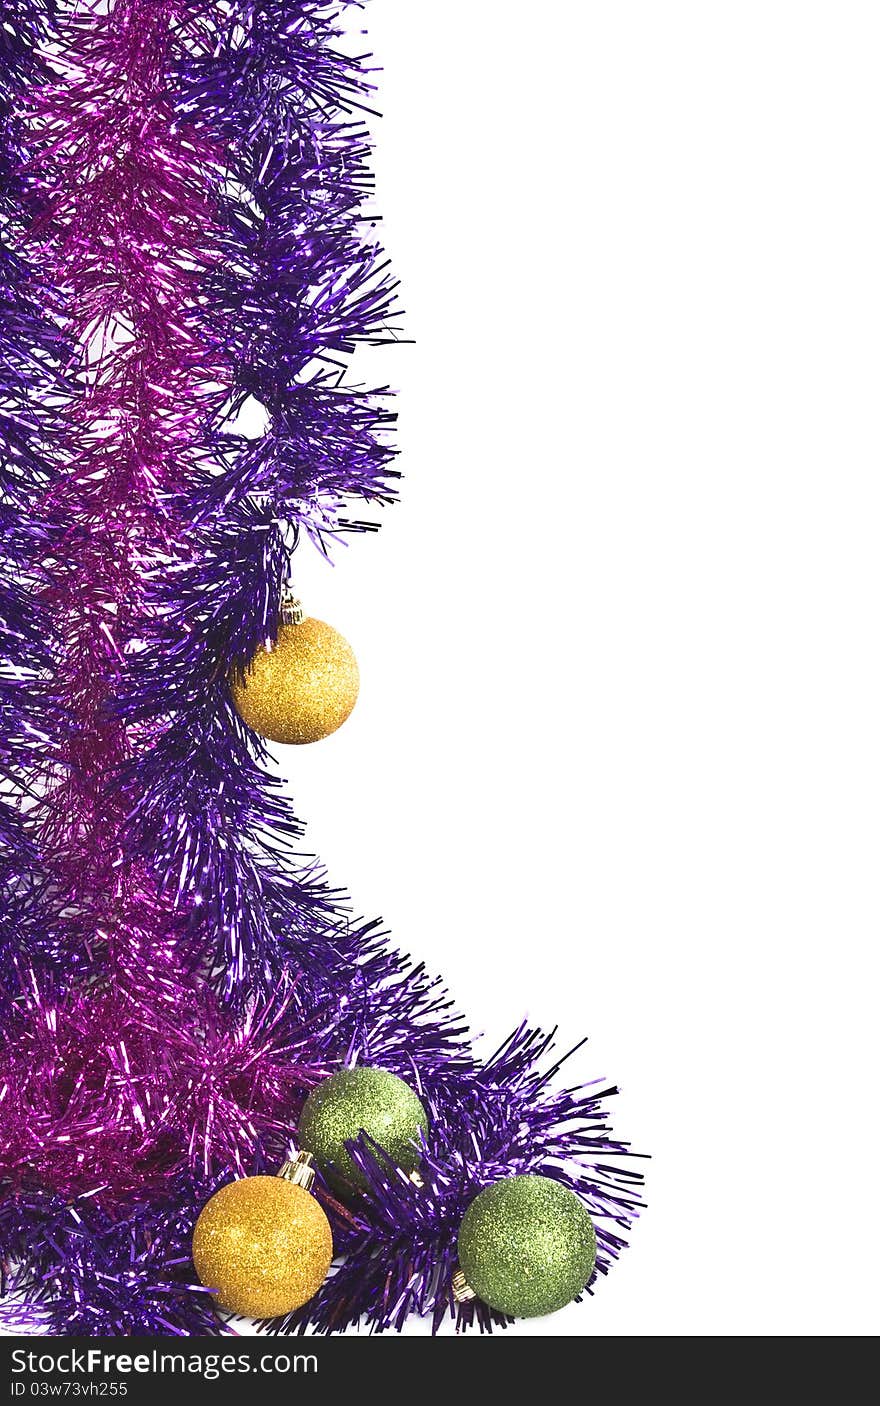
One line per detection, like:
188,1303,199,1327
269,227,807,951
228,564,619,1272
230,616,359,745
192,1175,333,1320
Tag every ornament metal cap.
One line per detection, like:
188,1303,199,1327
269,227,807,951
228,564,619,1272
451,1268,476,1304
277,1150,317,1192
279,592,305,626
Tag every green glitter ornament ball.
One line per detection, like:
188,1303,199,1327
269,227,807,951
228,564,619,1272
457,1175,597,1318
298,1067,428,1191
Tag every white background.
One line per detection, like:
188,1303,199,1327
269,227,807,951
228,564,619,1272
283,0,880,1335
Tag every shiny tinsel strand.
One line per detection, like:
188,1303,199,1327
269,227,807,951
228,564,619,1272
0,2,69,986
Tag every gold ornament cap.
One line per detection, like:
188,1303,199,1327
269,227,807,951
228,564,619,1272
277,1149,317,1191
279,593,305,626
452,1267,477,1304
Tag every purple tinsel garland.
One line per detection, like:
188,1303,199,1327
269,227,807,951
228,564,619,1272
0,2,68,985
0,0,644,1335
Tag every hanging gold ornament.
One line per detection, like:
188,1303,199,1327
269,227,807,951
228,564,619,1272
229,596,359,745
192,1153,333,1319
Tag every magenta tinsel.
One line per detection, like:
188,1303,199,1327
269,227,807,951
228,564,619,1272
0,0,644,1335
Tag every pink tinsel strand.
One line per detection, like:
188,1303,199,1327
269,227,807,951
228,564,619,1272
27,0,224,907
0,0,326,1203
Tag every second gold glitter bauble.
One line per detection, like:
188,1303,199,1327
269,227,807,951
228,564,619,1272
230,614,359,745
192,1174,333,1319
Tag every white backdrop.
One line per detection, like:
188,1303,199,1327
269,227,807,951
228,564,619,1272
281,0,880,1336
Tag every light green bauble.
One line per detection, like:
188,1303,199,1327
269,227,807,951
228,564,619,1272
298,1067,428,1191
457,1175,596,1318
